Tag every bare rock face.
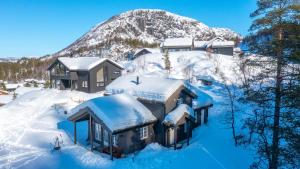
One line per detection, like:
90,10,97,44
54,9,241,60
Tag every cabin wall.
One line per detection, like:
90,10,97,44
117,123,155,154
89,61,122,93
138,100,165,145
76,71,90,93
164,85,185,114
213,47,233,56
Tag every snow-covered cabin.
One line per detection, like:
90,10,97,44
133,48,160,59
194,37,235,56
105,75,213,150
68,94,157,159
47,57,123,93
160,38,194,53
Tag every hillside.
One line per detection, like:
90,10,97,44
54,9,241,59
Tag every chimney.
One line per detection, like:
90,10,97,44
136,76,140,85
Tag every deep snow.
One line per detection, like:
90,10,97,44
0,51,256,169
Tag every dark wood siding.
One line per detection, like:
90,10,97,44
89,61,122,93
117,124,155,154
213,47,233,56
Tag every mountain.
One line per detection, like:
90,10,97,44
54,9,241,60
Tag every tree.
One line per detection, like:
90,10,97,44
163,50,171,74
244,1,300,168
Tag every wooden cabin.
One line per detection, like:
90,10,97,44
47,57,123,93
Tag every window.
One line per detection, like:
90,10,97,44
184,122,189,133
112,135,118,146
96,68,104,82
104,66,108,82
113,71,120,75
103,129,109,146
95,123,102,141
140,126,149,140
82,81,88,88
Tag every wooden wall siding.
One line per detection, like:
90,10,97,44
138,100,165,145
164,85,185,114
212,47,233,56
117,123,155,154
49,59,122,93
89,61,122,93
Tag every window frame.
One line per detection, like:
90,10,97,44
95,123,102,141
139,126,149,140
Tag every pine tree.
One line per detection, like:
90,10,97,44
164,50,171,74
244,1,300,168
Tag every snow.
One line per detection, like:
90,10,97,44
162,38,193,47
211,41,235,47
6,83,22,90
105,75,184,102
163,104,194,125
184,82,214,109
0,50,257,169
0,95,13,104
194,41,207,48
70,94,156,132
58,57,123,71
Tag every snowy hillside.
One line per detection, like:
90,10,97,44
0,51,257,169
54,9,241,59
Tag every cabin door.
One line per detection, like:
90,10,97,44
168,128,175,145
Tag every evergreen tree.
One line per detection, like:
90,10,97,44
163,50,171,74
244,1,300,168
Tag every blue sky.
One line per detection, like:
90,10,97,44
0,0,256,58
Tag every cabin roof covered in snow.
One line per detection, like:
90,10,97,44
184,82,213,109
134,48,160,55
69,94,157,133
105,75,184,102
163,104,194,125
194,41,208,48
50,57,123,71
162,38,193,47
210,41,235,47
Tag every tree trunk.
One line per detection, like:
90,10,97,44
270,29,283,169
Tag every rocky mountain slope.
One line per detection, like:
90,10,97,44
54,9,241,60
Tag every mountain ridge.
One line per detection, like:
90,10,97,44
53,9,242,60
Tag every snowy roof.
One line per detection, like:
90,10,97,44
70,94,157,133
162,38,193,47
6,84,21,90
105,75,184,102
211,41,235,47
194,41,208,48
134,48,160,55
184,82,213,109
163,104,194,125
57,57,123,71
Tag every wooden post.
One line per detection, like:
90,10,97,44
187,121,190,146
174,126,177,150
109,133,113,160
204,108,208,124
89,115,93,151
74,121,77,144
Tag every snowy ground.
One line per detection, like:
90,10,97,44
0,51,256,169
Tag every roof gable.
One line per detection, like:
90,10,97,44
69,94,156,132
48,57,123,71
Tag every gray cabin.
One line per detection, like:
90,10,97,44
160,38,194,53
69,75,213,159
47,57,123,93
161,37,235,56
